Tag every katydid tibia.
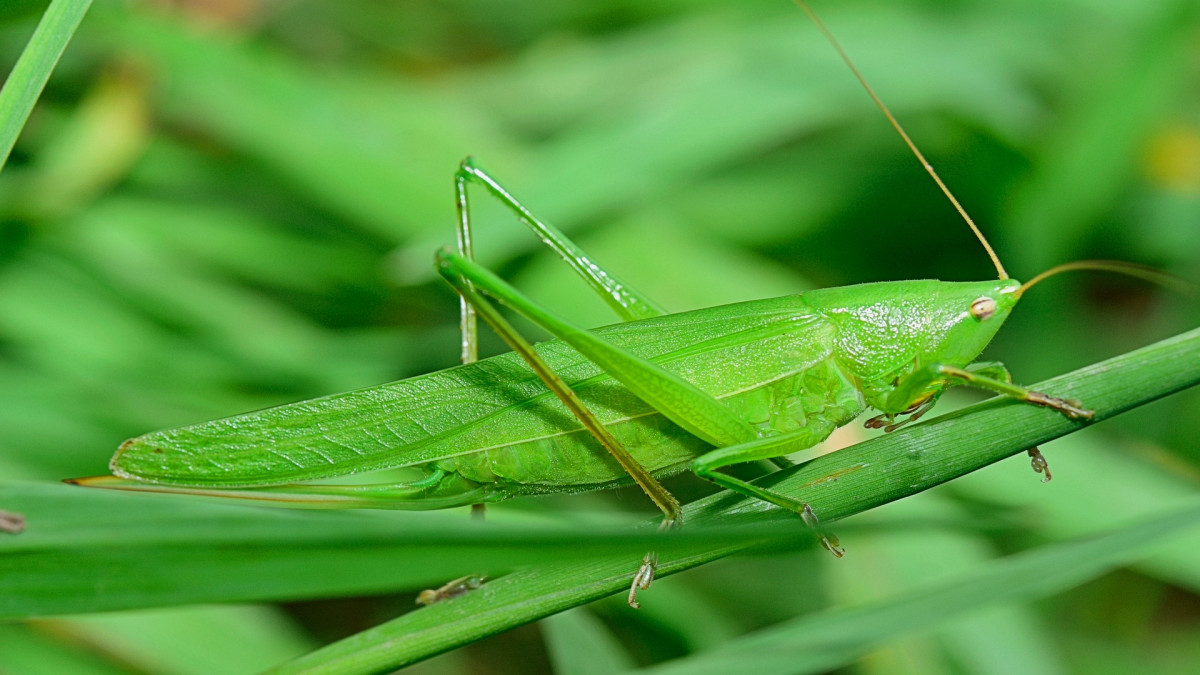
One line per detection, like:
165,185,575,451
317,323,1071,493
71,1,1131,608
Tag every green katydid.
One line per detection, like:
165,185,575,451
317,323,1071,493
71,1,1150,608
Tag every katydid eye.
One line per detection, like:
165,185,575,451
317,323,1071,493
969,296,996,321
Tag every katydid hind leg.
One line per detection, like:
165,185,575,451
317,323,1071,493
440,255,688,609
437,252,684,527
690,428,846,557
454,157,666,325
454,158,668,518
436,249,758,451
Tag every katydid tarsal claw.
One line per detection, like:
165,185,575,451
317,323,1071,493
0,510,24,535
72,1,1169,609
416,574,486,606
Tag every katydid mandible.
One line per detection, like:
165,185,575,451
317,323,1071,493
72,1,1107,607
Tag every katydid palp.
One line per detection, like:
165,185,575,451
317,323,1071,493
71,1,1124,608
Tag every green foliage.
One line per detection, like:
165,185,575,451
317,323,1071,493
1,0,1198,673
0,0,90,171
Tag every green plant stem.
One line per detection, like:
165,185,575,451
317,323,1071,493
0,0,93,172
269,326,1200,675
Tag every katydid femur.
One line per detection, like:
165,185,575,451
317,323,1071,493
71,1,1164,609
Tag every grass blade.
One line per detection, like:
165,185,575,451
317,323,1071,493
267,326,1200,674
0,0,93,172
0,482,783,620
639,498,1200,675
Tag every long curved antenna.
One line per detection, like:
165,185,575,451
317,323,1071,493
1015,260,1194,298
793,1,1009,280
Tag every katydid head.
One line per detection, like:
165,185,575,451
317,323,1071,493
905,262,1184,367
919,278,1022,367
830,263,1186,377
802,278,1021,385
942,261,1187,366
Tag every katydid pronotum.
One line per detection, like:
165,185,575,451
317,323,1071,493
72,1,1156,609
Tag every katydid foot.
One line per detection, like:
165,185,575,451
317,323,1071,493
864,395,937,433
416,574,486,606
0,510,25,534
1027,446,1052,483
801,503,844,558
627,514,684,609
1026,392,1092,420
628,552,658,609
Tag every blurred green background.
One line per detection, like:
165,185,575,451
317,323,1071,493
1,0,1198,672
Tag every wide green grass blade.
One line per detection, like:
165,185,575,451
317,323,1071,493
0,482,789,620
266,327,1200,674
639,498,1200,675
0,0,92,172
